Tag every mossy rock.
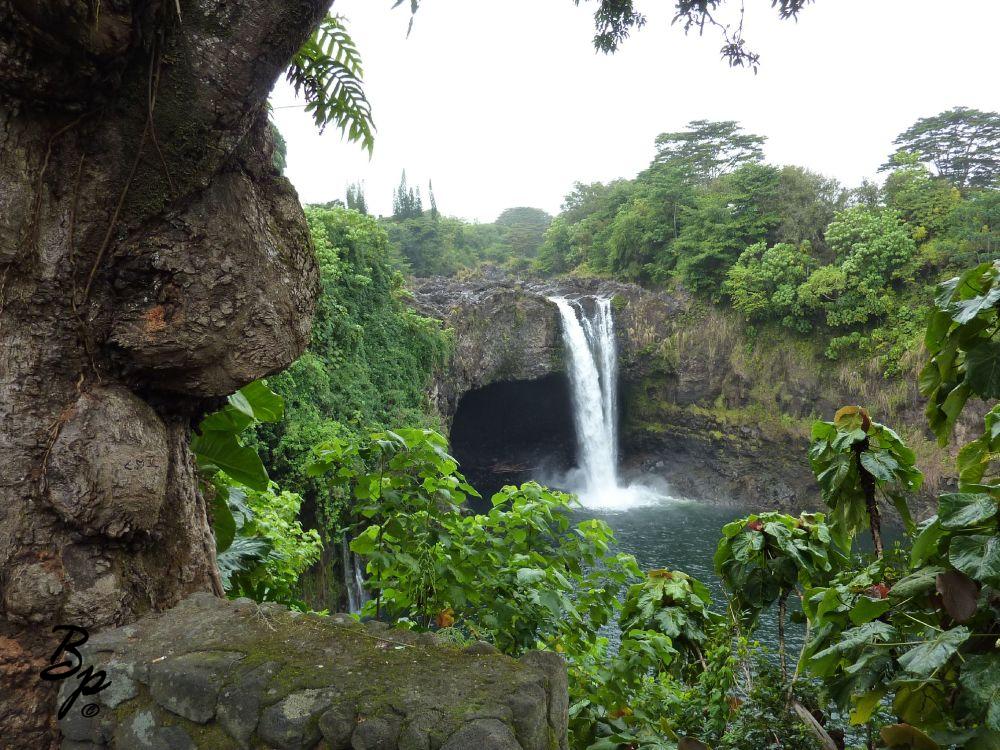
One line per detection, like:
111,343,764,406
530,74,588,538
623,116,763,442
58,593,568,750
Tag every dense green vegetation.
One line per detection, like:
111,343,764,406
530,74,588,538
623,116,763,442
253,206,449,499
382,200,553,277
220,102,998,749
194,237,998,750
293,262,1000,750
206,3,1000,747
249,35,999,746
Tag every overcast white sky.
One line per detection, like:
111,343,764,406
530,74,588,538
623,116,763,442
270,0,1000,223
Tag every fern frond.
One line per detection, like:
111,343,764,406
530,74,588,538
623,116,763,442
218,535,272,590
287,14,375,154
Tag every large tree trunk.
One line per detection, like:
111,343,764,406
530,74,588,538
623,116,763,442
0,1,324,744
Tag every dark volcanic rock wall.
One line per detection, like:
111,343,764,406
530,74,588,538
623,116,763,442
409,276,565,422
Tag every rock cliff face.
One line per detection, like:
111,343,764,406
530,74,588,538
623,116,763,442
56,592,568,750
412,273,962,517
409,276,565,421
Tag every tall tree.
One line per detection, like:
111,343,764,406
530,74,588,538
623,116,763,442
773,165,847,257
884,107,1000,189
429,179,439,220
882,152,960,238
673,162,781,297
654,120,766,183
495,207,553,259
393,169,423,219
393,169,411,218
347,181,369,214
0,3,375,744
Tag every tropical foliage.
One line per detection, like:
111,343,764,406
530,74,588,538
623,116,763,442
192,381,321,607
286,14,374,152
253,206,449,504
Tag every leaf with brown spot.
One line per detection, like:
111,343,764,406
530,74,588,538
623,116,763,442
835,405,871,432
935,569,979,623
880,723,940,750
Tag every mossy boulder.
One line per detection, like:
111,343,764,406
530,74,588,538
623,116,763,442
56,593,567,750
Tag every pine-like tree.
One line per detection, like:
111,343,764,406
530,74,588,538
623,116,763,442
429,179,439,219
346,181,368,214
393,169,411,218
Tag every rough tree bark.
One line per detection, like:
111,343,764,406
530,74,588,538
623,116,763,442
0,1,325,744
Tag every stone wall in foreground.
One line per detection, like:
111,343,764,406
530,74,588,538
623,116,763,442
57,593,568,750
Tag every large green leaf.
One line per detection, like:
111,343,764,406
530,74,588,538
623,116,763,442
938,493,998,529
960,653,1000,730
924,309,952,351
217,535,272,589
950,283,1000,325
911,518,944,566
890,566,945,599
966,341,1000,399
880,723,940,750
199,381,284,435
212,490,237,553
897,627,969,676
191,430,269,491
890,492,916,534
230,380,285,423
950,534,1000,587
810,621,896,663
958,440,991,487
861,450,899,481
892,682,948,728
849,595,892,625
199,406,254,434
850,688,886,725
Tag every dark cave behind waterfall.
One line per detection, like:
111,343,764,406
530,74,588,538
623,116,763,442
449,373,577,503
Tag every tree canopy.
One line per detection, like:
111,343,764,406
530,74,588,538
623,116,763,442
654,119,766,183
885,107,1000,190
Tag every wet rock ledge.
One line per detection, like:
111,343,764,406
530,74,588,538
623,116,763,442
58,593,568,750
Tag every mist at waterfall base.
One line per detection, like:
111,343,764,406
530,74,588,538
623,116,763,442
545,296,674,510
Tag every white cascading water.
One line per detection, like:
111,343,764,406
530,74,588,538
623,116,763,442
550,296,660,510
341,536,369,614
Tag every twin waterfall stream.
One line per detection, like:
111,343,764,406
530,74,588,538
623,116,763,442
549,296,659,510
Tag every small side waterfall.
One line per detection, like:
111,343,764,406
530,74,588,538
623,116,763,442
550,295,660,509
341,536,369,615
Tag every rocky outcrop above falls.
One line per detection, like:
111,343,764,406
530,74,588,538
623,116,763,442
57,592,568,749
408,272,683,422
409,276,563,420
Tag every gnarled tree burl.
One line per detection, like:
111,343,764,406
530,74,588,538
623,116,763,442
0,1,324,744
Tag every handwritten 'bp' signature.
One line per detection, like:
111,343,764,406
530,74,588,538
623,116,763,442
39,625,112,719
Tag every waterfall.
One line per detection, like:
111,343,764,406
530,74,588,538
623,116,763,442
550,295,660,509
341,536,369,615
551,297,619,493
